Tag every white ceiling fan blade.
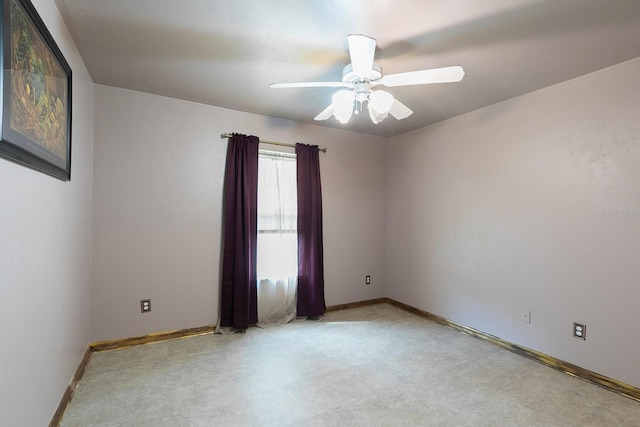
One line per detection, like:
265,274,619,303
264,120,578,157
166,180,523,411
389,99,413,120
314,105,334,121
382,65,465,87
347,34,376,79
270,81,344,89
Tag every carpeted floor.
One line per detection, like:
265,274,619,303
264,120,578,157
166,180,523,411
60,303,640,426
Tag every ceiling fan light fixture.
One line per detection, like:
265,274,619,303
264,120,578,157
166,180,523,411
368,107,388,124
332,90,355,124
369,90,394,114
367,90,394,124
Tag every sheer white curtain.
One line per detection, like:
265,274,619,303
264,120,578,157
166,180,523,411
256,150,297,327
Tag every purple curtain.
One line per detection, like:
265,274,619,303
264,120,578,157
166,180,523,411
296,143,326,317
220,134,259,329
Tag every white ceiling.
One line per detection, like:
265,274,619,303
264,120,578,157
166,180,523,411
54,0,640,137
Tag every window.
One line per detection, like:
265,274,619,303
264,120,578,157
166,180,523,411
256,150,297,326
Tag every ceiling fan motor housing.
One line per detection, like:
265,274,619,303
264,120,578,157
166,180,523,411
342,62,382,85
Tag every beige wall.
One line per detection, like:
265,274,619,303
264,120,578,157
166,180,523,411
91,85,387,342
386,57,640,388
0,0,94,425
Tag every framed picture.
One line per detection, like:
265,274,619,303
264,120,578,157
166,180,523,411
1,0,72,181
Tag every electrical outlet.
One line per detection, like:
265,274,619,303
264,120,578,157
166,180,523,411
521,310,531,323
140,299,151,313
573,322,586,340
365,275,371,285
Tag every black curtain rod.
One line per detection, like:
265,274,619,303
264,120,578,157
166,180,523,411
220,133,327,153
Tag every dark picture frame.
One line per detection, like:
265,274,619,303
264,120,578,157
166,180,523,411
1,0,72,181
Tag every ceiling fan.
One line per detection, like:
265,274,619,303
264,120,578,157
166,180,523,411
270,34,465,125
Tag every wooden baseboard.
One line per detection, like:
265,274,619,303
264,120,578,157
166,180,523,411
49,346,91,427
326,298,387,312
88,300,383,353
90,324,216,352
384,297,640,402
90,301,383,353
